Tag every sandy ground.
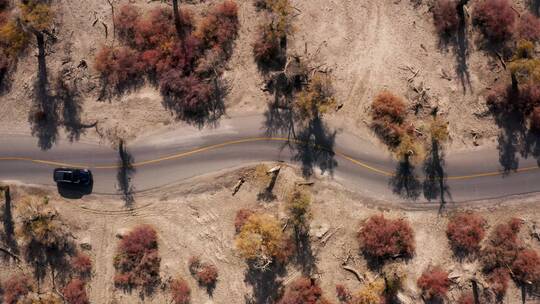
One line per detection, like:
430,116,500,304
0,0,532,151
1,164,540,303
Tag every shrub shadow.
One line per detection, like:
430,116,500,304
1,186,19,257
117,140,136,208
293,231,316,276
244,261,286,304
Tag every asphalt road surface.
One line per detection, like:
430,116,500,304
1,114,539,203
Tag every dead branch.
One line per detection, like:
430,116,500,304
232,178,245,196
495,52,506,70
342,265,364,282
0,247,20,263
320,227,341,246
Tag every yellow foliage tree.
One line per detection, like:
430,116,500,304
0,19,30,57
235,213,285,269
352,279,385,304
295,73,336,121
429,117,449,144
20,1,53,32
394,134,425,164
509,40,540,83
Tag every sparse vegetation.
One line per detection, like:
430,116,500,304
170,277,191,304
188,256,219,290
113,225,161,293
357,214,415,262
446,212,486,255
417,266,450,301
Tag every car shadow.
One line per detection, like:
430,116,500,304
57,182,93,199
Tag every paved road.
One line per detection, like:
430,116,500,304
1,114,539,202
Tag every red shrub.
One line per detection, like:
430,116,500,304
160,71,213,116
335,284,352,303
196,0,239,52
487,268,510,298
357,214,415,260
133,7,176,50
473,0,516,42
115,4,140,41
512,249,540,285
433,0,459,35
457,293,475,304
63,279,89,304
170,278,191,304
417,267,450,300
481,218,523,272
94,46,143,91
188,256,218,288
531,106,540,132
71,253,92,278
235,209,255,233
371,91,409,147
253,23,283,67
446,212,486,254
113,225,161,291
278,277,330,304
517,13,540,42
2,275,31,304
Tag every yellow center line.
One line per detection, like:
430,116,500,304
0,137,538,180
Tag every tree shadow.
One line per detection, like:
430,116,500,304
1,186,19,257
29,32,59,151
455,1,472,94
530,0,539,16
263,101,296,140
493,108,527,175
117,140,136,208
292,117,338,178
244,261,285,304
422,140,452,211
25,234,75,284
293,230,315,276
389,158,421,200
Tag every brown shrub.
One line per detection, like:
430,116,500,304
170,277,191,304
113,225,161,292
62,279,89,304
531,106,540,132
2,275,32,304
278,277,331,304
517,13,540,42
487,268,510,298
160,71,214,117
0,19,30,57
71,253,92,278
196,1,239,53
115,4,140,41
481,218,523,272
357,214,415,261
473,0,516,42
235,208,255,233
433,0,459,35
253,22,284,68
446,212,486,255
371,91,408,147
457,293,475,304
94,46,143,92
188,256,218,288
417,267,450,300
512,248,540,285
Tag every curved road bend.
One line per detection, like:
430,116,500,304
0,114,539,202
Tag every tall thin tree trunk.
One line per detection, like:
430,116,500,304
172,0,183,40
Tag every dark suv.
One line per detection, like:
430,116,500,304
53,168,93,185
